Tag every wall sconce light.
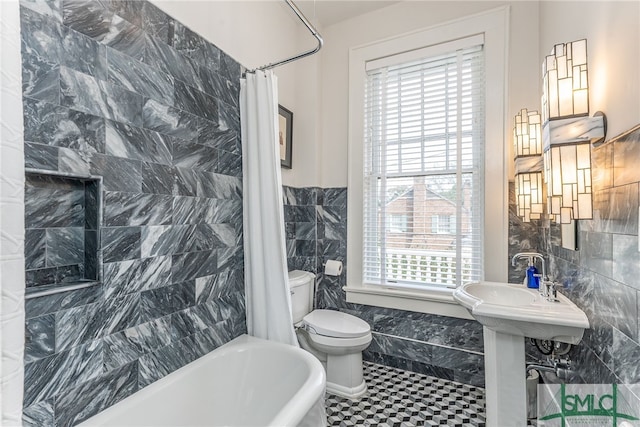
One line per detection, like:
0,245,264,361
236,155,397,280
514,109,544,222
541,39,606,224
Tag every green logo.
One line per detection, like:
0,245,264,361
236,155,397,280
538,384,640,426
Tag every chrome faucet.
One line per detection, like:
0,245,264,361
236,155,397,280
511,252,546,282
511,252,559,301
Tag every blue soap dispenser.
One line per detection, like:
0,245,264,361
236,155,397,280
526,258,540,289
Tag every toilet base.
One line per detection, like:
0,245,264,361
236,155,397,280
325,352,367,399
326,378,367,399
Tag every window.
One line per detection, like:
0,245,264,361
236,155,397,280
432,215,456,235
346,8,508,317
363,38,484,290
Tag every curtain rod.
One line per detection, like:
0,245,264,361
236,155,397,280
249,0,323,73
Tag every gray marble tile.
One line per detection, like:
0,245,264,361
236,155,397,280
217,149,242,178
25,229,46,269
23,98,106,153
107,47,174,105
54,360,138,427
55,293,140,351
56,263,84,283
171,250,217,283
217,245,243,272
141,281,196,323
218,51,241,85
613,128,640,187
141,2,172,44
103,317,171,372
104,0,144,27
101,226,141,262
105,119,172,165
25,182,84,229
25,283,102,319
21,5,107,79
139,255,172,290
171,21,219,72
23,338,103,406
21,52,60,103
142,162,175,195
592,142,613,192
141,224,196,258
173,166,198,197
142,98,204,141
368,333,432,365
173,140,217,172
197,69,235,105
25,314,56,363
612,234,640,291
23,398,55,427
24,142,59,171
195,269,243,304
143,34,203,91
611,327,640,383
20,0,62,21
212,199,242,225
57,147,91,175
217,100,239,133
104,192,172,226
196,171,242,200
91,153,141,193
174,80,218,123
198,126,239,154
63,0,145,60
46,227,84,267
578,231,613,278
171,196,204,224
602,183,639,235
102,259,141,300
138,336,196,388
60,66,143,126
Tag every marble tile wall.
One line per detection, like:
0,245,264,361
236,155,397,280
534,126,640,385
284,186,486,387
20,1,246,425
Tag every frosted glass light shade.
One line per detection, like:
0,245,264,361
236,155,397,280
514,109,542,157
543,141,593,223
514,109,544,222
542,39,589,122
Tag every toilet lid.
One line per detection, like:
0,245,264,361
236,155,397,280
302,309,371,338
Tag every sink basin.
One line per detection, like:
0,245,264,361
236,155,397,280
453,281,589,344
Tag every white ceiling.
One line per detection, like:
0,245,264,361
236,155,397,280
295,0,400,27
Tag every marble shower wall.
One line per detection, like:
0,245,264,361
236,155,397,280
533,126,640,385
284,186,486,387
20,1,245,425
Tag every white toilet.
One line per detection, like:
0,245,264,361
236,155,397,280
288,270,372,398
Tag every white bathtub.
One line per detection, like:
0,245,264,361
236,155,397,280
79,334,326,426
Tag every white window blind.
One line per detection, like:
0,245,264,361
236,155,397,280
363,37,485,290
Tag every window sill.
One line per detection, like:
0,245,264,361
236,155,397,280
344,285,474,320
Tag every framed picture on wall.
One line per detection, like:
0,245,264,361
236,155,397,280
278,105,293,169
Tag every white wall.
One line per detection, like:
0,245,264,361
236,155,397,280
539,1,640,140
317,1,540,187
0,0,26,423
152,0,322,187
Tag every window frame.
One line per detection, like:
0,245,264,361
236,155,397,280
346,7,510,319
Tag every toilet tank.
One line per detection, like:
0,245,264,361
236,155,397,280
287,270,316,324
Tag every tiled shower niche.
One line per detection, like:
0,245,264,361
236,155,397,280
25,170,101,295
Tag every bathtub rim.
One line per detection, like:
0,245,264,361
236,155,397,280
78,334,326,427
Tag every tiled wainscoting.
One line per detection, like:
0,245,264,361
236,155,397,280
283,186,486,387
539,126,640,385
20,1,246,425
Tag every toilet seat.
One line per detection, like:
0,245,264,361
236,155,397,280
302,309,370,338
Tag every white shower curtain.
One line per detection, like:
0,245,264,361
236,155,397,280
240,70,298,346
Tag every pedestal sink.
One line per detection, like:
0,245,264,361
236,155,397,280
453,281,589,427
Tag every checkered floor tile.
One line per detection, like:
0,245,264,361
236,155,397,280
325,362,486,427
